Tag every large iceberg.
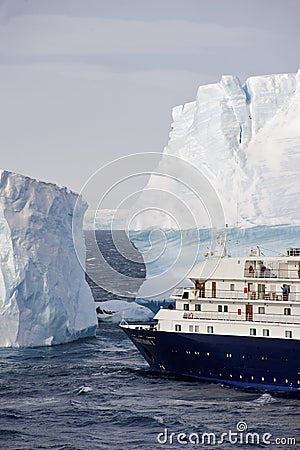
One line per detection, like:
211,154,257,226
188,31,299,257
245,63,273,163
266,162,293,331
134,70,300,228
128,71,300,298
0,170,97,347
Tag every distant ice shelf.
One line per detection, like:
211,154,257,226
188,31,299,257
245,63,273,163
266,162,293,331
0,170,97,347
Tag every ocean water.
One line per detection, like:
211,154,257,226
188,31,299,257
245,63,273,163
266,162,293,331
0,231,299,450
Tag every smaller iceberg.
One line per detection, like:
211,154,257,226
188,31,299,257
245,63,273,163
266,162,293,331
95,300,153,323
0,170,97,347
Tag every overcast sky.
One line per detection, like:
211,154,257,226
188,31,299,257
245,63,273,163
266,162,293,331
0,0,299,198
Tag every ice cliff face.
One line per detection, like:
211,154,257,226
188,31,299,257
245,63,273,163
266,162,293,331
139,70,300,228
0,170,97,347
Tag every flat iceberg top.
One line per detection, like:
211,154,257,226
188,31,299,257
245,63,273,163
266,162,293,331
134,70,300,229
0,170,97,347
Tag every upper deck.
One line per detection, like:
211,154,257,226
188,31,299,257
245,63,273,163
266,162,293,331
188,248,300,282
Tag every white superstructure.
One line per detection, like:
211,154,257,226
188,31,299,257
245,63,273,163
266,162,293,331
154,247,300,341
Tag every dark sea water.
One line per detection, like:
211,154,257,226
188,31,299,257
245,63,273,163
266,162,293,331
0,231,299,450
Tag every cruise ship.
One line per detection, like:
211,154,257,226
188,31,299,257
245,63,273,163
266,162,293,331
121,246,300,391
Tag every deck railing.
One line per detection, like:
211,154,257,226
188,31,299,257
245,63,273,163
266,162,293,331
173,287,300,302
244,268,300,279
182,311,300,325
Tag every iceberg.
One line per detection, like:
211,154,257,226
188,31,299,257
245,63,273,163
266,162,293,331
0,170,97,347
128,71,300,298
95,300,153,323
133,70,300,228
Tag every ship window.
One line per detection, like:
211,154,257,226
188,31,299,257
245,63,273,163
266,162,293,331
218,305,222,312
175,324,181,331
207,326,214,334
250,328,256,336
284,308,291,316
258,307,265,314
263,329,270,336
285,330,292,338
224,305,228,312
182,291,189,299
189,325,193,333
195,304,201,311
183,303,189,311
230,284,235,291
195,325,199,332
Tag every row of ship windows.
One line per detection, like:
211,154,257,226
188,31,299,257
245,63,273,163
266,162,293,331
180,350,290,363
189,370,299,386
183,303,292,315
174,324,293,338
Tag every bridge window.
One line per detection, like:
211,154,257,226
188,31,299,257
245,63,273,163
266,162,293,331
182,291,189,299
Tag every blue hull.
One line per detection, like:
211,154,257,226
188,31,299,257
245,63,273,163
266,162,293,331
122,327,300,392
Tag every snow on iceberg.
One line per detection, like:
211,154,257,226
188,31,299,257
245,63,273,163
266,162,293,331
95,300,153,323
133,70,300,228
0,170,97,347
